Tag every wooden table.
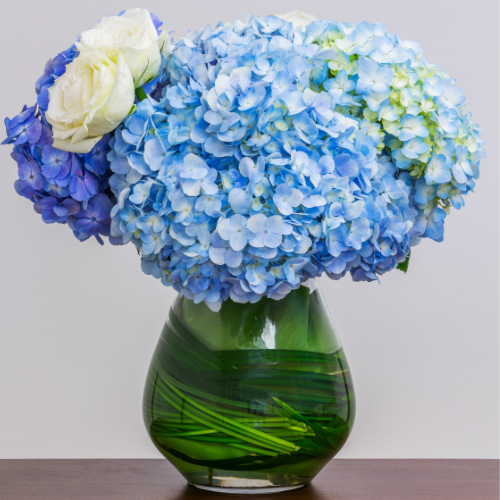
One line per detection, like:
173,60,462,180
0,459,497,499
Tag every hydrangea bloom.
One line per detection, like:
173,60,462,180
105,13,484,309
2,45,117,243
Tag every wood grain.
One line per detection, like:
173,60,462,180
0,459,498,500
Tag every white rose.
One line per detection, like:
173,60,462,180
276,11,317,29
78,8,169,87
46,49,135,153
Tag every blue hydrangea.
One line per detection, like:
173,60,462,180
104,14,484,310
3,45,116,244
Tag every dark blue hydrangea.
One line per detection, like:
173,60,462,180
35,45,78,112
3,46,117,244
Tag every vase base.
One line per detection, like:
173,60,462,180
191,482,307,495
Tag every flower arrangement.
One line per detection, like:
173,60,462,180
3,9,484,310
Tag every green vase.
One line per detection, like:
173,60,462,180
143,283,355,494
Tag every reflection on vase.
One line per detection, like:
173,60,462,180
143,283,355,494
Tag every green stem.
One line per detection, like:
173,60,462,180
155,429,218,438
136,87,147,101
226,443,279,457
161,376,299,452
154,381,292,454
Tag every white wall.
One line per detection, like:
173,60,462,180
0,0,498,459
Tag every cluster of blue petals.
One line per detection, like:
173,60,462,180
3,46,116,243
106,14,484,309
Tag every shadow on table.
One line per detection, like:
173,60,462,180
169,484,335,500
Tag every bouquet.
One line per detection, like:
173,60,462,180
3,9,484,311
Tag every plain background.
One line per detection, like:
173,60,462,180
0,0,498,460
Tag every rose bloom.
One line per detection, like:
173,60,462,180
78,8,169,87
276,11,317,29
45,50,135,153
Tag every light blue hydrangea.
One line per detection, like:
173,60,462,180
101,13,484,310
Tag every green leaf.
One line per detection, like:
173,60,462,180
397,252,410,273
127,104,137,116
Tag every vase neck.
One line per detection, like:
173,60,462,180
170,283,341,354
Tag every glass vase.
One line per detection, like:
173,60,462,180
143,282,355,494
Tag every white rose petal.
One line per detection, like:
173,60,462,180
78,8,163,87
104,53,135,125
276,11,317,29
46,49,135,153
158,30,171,57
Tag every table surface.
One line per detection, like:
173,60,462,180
0,459,498,500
